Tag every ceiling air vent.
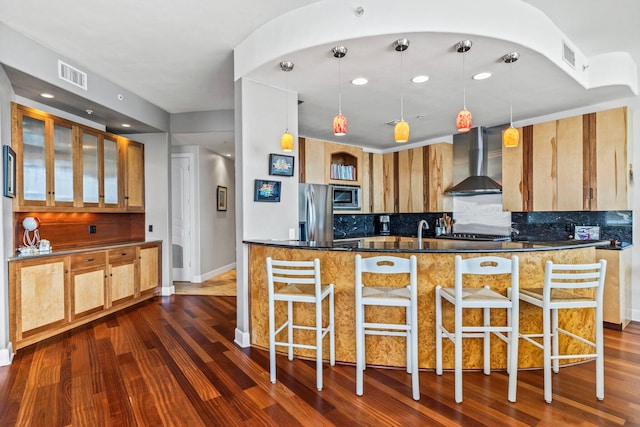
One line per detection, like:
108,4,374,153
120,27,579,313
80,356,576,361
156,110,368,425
562,41,576,69
58,60,88,90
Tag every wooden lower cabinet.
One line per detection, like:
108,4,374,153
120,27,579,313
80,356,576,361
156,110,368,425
597,248,631,330
9,256,69,345
9,241,162,350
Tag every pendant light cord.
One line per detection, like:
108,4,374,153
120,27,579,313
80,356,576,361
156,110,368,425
338,55,342,115
509,59,513,126
400,48,404,120
284,70,289,131
462,48,466,109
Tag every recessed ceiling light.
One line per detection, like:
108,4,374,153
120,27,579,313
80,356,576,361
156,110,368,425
86,109,93,115
40,92,54,99
411,75,429,83
351,77,368,86
226,154,232,157
472,72,492,80
121,123,131,128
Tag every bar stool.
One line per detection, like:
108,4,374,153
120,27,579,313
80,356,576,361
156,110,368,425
355,254,419,400
266,257,335,391
519,260,607,403
435,255,519,403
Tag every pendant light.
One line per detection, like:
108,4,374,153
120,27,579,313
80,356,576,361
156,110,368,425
332,46,348,136
502,52,520,148
393,38,410,143
455,40,473,133
279,61,294,152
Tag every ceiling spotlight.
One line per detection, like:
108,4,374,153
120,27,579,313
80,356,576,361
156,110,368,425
121,123,131,128
40,93,54,99
472,72,492,80
351,77,368,86
355,6,364,17
411,75,429,84
86,109,93,115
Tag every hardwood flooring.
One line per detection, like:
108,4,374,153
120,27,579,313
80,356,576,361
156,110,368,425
1,295,639,426
174,270,237,296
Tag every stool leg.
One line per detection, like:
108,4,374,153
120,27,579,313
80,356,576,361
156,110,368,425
454,301,463,403
329,288,335,367
508,301,518,403
269,298,276,384
543,305,553,403
287,301,294,361
410,304,420,401
406,305,411,374
435,286,443,375
595,306,604,400
551,308,559,374
483,305,491,375
316,298,323,391
356,300,364,396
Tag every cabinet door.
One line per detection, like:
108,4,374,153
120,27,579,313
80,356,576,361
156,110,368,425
139,244,160,294
502,128,525,211
595,107,628,210
302,138,325,184
531,121,557,211
370,153,385,213
81,130,100,207
124,140,145,211
16,109,48,207
397,147,424,213
11,257,68,342
70,251,107,320
425,142,453,212
102,136,120,209
556,115,584,211
52,122,75,207
108,248,137,306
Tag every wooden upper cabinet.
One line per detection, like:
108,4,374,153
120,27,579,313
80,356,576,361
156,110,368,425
124,140,145,211
397,147,424,213
11,103,144,213
425,142,453,213
593,107,628,210
12,104,76,209
503,107,628,212
324,142,362,186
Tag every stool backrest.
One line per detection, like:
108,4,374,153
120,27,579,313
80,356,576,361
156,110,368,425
454,255,519,299
543,260,607,302
266,258,322,297
355,254,417,294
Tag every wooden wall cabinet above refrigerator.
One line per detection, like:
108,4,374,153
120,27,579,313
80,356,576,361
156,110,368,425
502,106,628,212
11,103,145,212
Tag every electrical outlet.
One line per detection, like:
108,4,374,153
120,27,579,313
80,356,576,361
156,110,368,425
288,228,296,240
149,224,153,232
89,225,97,234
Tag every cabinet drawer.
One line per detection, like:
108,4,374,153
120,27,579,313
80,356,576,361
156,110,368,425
70,251,107,270
108,247,137,264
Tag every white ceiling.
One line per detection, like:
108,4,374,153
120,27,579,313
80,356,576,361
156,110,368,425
0,0,638,157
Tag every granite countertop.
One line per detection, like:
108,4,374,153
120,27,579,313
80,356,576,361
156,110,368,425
244,237,614,253
8,240,162,262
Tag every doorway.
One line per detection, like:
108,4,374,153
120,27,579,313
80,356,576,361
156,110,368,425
171,154,195,282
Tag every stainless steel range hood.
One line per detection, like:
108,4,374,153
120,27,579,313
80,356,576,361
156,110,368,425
445,126,503,196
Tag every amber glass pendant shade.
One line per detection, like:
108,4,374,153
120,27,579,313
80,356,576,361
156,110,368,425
281,131,294,152
333,114,348,136
456,108,472,132
394,120,410,143
503,126,519,148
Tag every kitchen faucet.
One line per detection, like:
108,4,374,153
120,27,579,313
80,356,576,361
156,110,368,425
417,219,429,249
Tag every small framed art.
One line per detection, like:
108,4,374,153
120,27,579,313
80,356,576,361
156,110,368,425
269,153,295,177
3,145,16,198
254,179,281,202
217,185,227,211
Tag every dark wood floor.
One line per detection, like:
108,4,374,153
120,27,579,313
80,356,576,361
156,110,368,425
1,295,639,426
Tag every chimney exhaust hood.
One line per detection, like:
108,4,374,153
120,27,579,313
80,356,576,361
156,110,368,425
445,126,503,196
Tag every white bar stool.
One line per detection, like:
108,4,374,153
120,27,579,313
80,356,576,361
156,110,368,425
435,255,519,403
355,254,419,401
266,257,335,391
519,260,607,403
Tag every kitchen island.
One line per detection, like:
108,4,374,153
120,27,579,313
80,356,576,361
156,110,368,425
246,237,609,370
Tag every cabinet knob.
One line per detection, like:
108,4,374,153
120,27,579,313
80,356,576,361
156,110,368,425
85,258,94,262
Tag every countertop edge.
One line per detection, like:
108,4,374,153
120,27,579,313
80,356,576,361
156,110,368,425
8,240,163,262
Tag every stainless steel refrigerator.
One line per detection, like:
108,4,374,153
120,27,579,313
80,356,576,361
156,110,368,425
299,183,334,243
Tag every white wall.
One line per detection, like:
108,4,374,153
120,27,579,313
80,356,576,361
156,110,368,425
133,133,172,292
234,78,299,346
0,65,15,365
172,144,236,281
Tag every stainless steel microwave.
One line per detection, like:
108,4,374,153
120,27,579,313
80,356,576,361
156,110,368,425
332,184,361,210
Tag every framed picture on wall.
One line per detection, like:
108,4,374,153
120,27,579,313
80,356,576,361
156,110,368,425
217,186,227,211
254,179,281,202
269,153,295,177
3,145,16,198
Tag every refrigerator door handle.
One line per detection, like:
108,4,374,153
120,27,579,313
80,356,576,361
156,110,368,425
307,187,316,241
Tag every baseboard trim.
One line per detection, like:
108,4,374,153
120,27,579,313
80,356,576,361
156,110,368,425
234,328,250,348
194,262,237,283
161,285,175,296
0,342,14,366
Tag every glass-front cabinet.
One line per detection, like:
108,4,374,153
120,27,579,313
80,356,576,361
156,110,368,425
16,108,75,208
12,103,143,212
